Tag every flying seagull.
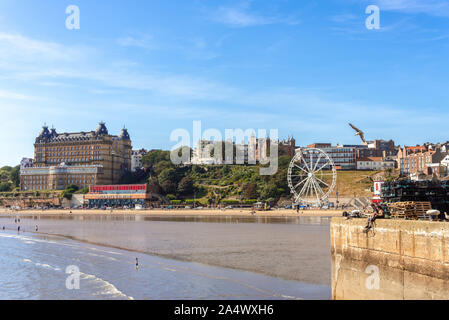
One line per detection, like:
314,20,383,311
349,123,366,144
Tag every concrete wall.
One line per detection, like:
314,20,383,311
331,217,449,300
61,194,85,208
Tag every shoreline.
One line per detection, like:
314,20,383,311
0,208,344,218
0,211,332,285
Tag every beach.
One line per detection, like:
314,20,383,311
0,228,330,299
3,208,344,217
0,211,334,287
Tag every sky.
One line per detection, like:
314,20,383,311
1,0,449,166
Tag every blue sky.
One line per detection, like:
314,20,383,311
1,0,449,166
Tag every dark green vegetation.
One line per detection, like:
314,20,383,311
61,184,89,200
120,150,292,205
0,166,20,192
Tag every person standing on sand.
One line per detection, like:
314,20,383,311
35,225,38,232
17,226,20,232
135,258,139,270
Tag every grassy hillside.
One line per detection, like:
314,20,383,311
121,150,393,204
332,170,380,197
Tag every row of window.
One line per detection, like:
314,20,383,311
42,151,102,157
46,156,102,163
36,145,102,153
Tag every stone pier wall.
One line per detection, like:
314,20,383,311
331,217,449,300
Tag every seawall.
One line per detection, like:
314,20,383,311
331,217,449,300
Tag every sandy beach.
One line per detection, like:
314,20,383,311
0,210,334,286
2,208,344,217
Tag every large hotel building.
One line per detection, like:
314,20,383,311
20,122,132,191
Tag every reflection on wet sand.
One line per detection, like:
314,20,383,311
0,214,331,286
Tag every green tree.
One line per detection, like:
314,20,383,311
61,184,79,200
0,182,12,192
154,160,175,176
160,180,177,195
65,184,79,193
242,182,258,199
221,165,231,175
158,168,178,185
10,166,20,187
147,177,162,194
278,155,292,169
178,176,194,195
192,166,206,174
75,187,89,194
142,150,170,167
260,182,281,200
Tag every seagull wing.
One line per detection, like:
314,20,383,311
349,123,361,133
359,132,366,143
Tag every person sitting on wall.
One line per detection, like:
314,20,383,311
364,204,384,233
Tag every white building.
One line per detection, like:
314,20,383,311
440,155,449,167
307,144,357,170
191,140,223,165
131,149,147,172
191,138,270,165
356,157,396,170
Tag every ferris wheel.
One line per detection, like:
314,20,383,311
287,148,337,206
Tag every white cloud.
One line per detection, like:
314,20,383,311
0,89,36,101
212,2,299,27
331,14,358,23
370,0,449,17
0,33,88,63
0,32,235,101
117,35,154,49
214,6,273,27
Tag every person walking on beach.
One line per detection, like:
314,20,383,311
35,225,38,232
135,258,139,270
17,226,20,232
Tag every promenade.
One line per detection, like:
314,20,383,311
1,208,344,217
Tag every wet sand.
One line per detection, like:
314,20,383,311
3,208,344,217
0,213,332,286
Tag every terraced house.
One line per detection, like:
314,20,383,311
20,122,132,191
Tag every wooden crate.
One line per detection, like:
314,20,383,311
387,201,431,220
415,202,432,220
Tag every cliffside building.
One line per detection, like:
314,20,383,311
20,123,132,191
